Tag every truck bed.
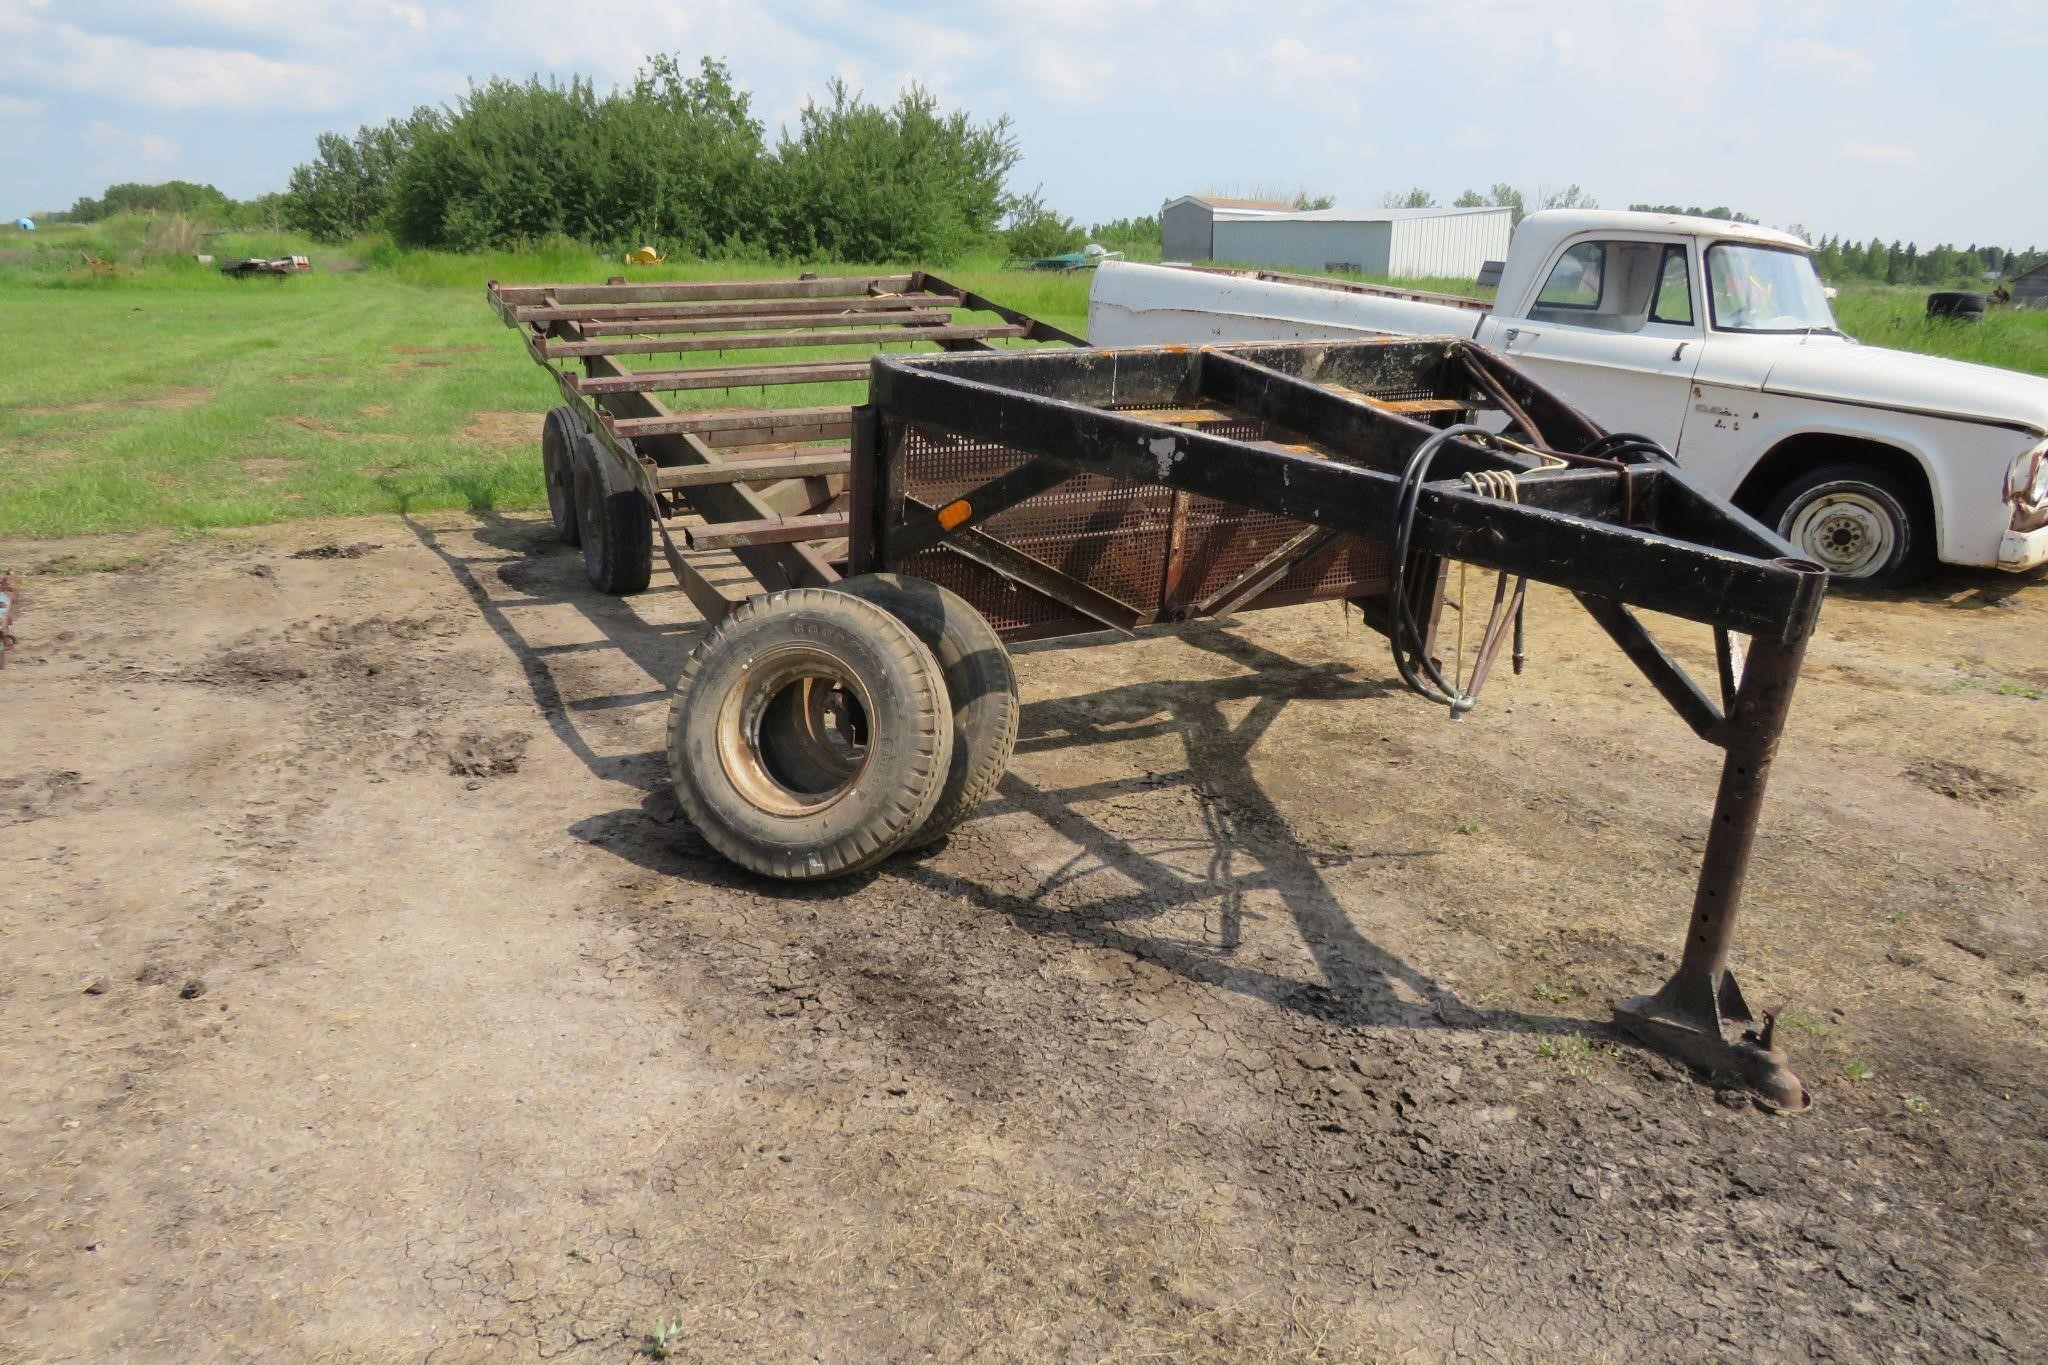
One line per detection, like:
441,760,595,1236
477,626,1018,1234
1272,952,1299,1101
1088,260,1488,350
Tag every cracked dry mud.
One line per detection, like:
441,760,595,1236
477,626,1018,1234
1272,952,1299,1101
3,511,2044,1362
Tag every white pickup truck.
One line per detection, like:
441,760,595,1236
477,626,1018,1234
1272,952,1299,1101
1090,210,2048,586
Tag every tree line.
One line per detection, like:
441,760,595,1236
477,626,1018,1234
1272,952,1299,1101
278,55,1053,262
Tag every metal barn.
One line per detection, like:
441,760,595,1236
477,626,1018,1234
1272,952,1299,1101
1160,195,1294,262
2010,260,2048,310
1210,207,1512,280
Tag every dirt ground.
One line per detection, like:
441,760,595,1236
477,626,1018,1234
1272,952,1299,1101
3,512,2044,1362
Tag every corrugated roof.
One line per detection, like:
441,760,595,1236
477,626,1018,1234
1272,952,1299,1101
1169,195,1296,212
1210,206,1511,223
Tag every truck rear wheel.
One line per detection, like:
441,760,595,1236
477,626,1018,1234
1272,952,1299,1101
831,574,1018,848
1762,463,1933,588
571,429,653,595
667,590,955,880
539,407,582,547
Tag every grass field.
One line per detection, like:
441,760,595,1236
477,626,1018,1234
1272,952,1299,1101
4,218,2046,539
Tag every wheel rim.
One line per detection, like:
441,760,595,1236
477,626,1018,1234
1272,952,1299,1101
715,644,874,818
1786,489,1895,577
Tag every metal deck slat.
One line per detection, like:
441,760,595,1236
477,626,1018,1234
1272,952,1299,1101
575,308,956,339
545,322,1025,359
653,450,851,490
574,361,870,395
684,511,851,550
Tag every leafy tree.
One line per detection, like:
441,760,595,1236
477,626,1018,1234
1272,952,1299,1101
1540,184,1598,211
1291,191,1335,210
1380,187,1436,209
284,108,441,241
1088,214,1160,257
1002,187,1084,258
65,181,235,222
772,79,1016,262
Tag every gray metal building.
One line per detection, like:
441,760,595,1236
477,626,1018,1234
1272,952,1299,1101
1210,206,1513,280
2009,259,2048,309
1161,195,1293,262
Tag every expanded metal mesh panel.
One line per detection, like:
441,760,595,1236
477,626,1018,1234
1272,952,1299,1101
899,423,1174,614
893,409,1397,641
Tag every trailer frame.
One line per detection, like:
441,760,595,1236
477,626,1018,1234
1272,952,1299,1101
486,277,1829,1109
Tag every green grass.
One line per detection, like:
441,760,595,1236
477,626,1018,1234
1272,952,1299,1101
3,216,2044,540
1832,286,2048,374
0,222,1094,537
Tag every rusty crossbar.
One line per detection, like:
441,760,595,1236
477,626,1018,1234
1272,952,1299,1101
486,271,1085,619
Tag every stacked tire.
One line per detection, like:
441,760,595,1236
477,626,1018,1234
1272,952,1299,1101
665,576,1020,880
1926,291,1987,323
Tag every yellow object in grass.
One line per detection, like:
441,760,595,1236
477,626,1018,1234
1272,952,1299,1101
625,246,665,265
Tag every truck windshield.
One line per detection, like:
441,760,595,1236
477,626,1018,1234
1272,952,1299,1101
1705,244,1839,334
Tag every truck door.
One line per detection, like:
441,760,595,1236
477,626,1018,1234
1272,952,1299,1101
1474,239,1703,452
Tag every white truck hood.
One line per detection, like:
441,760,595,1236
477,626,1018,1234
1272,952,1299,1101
1763,339,2048,437
1088,260,1483,349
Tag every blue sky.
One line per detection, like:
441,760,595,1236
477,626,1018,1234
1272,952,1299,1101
2,0,2044,248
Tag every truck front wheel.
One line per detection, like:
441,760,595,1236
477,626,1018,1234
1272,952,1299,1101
1762,463,1934,588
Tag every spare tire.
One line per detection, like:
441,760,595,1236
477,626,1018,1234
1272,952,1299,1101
831,574,1019,848
539,407,582,547
667,589,955,880
1927,291,1987,321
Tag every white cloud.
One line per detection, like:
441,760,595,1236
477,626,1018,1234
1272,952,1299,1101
1246,37,1370,124
82,120,181,178
1841,140,1921,167
0,94,45,119
1766,36,1874,82
0,20,351,112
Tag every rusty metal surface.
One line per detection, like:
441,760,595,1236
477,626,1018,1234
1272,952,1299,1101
891,407,1397,641
486,272,1082,598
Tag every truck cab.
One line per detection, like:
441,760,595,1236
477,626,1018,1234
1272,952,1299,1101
1090,210,2048,586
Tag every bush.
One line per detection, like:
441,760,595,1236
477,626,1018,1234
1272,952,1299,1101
1003,189,1083,259
62,181,236,223
284,110,440,242
773,80,1016,262
277,53,1044,264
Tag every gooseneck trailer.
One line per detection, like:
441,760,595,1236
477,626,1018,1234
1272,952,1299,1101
487,273,1827,1110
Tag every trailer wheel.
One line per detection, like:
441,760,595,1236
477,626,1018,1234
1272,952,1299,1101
1761,462,1933,587
667,590,955,880
571,429,652,594
539,407,582,547
831,574,1018,848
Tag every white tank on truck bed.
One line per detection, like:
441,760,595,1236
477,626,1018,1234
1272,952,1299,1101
1087,260,1484,349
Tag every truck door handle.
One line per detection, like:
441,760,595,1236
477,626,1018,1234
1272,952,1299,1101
1672,342,1689,361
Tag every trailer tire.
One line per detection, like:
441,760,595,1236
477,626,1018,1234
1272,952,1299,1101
667,589,954,880
571,429,652,594
539,408,584,547
831,574,1018,848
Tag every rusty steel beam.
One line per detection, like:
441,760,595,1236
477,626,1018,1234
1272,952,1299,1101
1614,629,1816,1111
544,322,1025,359
500,274,918,307
684,511,851,550
573,360,869,395
653,451,851,490
611,406,850,440
570,297,963,331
